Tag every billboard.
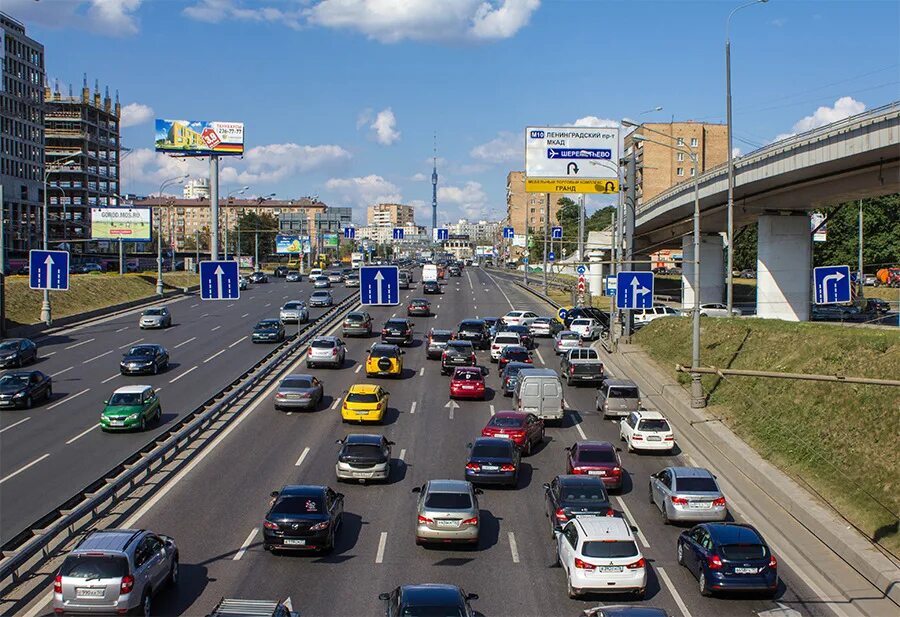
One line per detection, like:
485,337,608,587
323,233,339,248
155,119,244,156
525,126,620,194
91,207,152,240
811,212,827,242
276,235,311,254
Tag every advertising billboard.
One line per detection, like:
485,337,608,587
155,119,244,156
276,235,311,254
323,233,339,248
91,208,152,240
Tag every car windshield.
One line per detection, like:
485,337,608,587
288,270,299,275
560,483,608,504
675,477,719,492
447,342,472,351
505,350,530,361
127,347,155,356
284,302,302,310
346,392,379,403
143,309,164,316
560,332,580,340
344,444,383,457
60,554,128,579
424,492,472,509
281,378,313,389
312,292,330,297
721,543,768,560
471,443,511,458
572,320,591,326
0,375,29,387
608,387,639,399
109,392,142,406
411,299,427,304
372,346,399,358
454,371,482,381
638,419,670,432
271,495,324,515
581,540,639,559
430,332,453,343
495,335,519,344
504,364,527,376
256,321,280,329
346,313,367,322
0,342,19,351
577,449,616,463
459,322,483,332
311,339,335,348
386,320,407,328
488,417,524,428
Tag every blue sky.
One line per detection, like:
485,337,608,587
8,0,899,224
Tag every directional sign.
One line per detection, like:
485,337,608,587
360,265,400,306
526,126,620,194
199,260,239,301
557,307,569,321
576,265,586,275
547,148,612,160
343,227,355,239
435,228,450,241
551,226,563,240
548,251,555,262
29,249,69,291
814,265,851,304
616,271,654,310
605,274,617,296
503,226,515,239
392,228,405,241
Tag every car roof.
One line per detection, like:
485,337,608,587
493,410,527,420
430,328,454,334
257,318,280,324
279,485,326,497
282,374,314,382
670,466,714,479
460,319,485,325
410,298,428,302
2,370,39,377
385,317,409,323
77,528,143,552
348,384,381,394
502,361,532,371
705,523,763,544
636,410,666,420
126,343,159,350
473,436,512,447
427,479,472,493
576,441,616,452
345,434,384,445
112,385,152,394
502,345,528,353
370,344,399,353
314,335,340,342
604,379,637,388
572,515,633,540
557,474,607,488
517,368,558,378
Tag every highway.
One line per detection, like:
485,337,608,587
15,265,841,617
0,275,355,544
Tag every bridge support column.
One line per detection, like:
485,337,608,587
681,234,724,309
588,256,605,297
757,213,811,321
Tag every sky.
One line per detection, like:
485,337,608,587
7,0,899,225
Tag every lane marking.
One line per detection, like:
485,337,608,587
375,532,387,564
229,336,248,348
201,313,209,317
174,337,196,349
575,422,587,440
241,313,250,318
47,388,90,410
398,448,406,461
355,365,362,374
0,416,31,434
0,453,51,484
101,374,119,384
65,423,99,444
82,350,113,364
114,327,128,333
656,566,693,617
485,271,515,309
419,367,424,376
264,303,271,308
331,398,341,410
410,402,417,415
118,338,144,350
467,269,474,290
211,325,222,332
64,338,95,350
535,349,545,365
190,303,199,308
508,531,520,563
391,312,396,318
613,496,650,549
227,303,235,308
295,447,311,466
449,406,454,420
490,404,495,416
42,351,56,357
169,366,198,383
51,366,73,378
233,528,258,561
204,349,227,363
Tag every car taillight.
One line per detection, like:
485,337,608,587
466,462,480,471
332,348,338,356
671,496,689,505
555,508,568,522
461,516,479,526
707,554,724,570
574,558,595,570
569,366,575,374
768,554,777,569
407,305,412,310
382,328,389,334
470,354,476,362
263,520,279,530
54,574,62,593
120,574,134,594
664,435,674,441
500,464,516,472
611,467,622,476
442,351,448,359
310,521,330,531
510,430,525,438
713,497,726,507
571,466,586,474
626,557,646,569
417,515,434,525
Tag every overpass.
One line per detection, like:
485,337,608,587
632,102,900,320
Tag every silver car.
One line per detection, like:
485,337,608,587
138,307,171,329
309,290,333,307
596,379,641,418
649,467,728,523
345,274,360,287
335,433,394,483
306,336,346,369
274,374,323,411
313,276,331,289
699,303,743,317
53,528,178,616
285,270,302,282
412,479,482,546
554,330,581,355
279,301,309,324
327,271,344,283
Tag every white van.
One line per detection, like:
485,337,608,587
422,264,438,283
309,268,323,278
514,368,565,423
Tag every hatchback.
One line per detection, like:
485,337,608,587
465,437,519,487
544,475,616,534
335,433,394,483
306,336,346,368
263,485,344,554
274,374,323,411
490,332,521,361
570,318,603,341
498,345,532,371
481,411,544,455
425,328,454,359
449,366,487,400
620,410,675,453
341,384,388,423
342,311,373,337
381,318,414,346
566,441,624,491
412,480,482,546
252,319,285,343
309,290,333,307
0,337,38,368
100,386,161,432
649,467,727,523
423,281,441,294
406,298,431,316
499,361,533,396
379,584,478,617
556,517,647,599
279,301,309,324
0,370,51,408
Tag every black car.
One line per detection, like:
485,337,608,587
448,265,462,277
456,319,490,350
252,319,285,343
263,485,344,553
865,298,890,315
499,361,533,396
0,370,51,409
440,340,476,375
381,318,414,346
465,437,520,487
423,281,441,295
498,345,532,372
335,434,394,483
563,306,610,330
273,265,289,277
482,317,500,337
544,475,616,533
119,344,169,375
499,324,534,349
407,298,431,317
0,338,38,368
249,271,269,283
380,585,478,617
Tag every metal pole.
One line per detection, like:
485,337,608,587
725,37,735,314
156,202,164,296
578,194,585,263
543,193,549,295
523,204,529,286
690,152,705,409
223,206,229,261
119,238,124,275
255,231,259,269
858,199,863,295
237,215,242,266
40,171,51,325
195,230,200,272
209,155,219,261
624,154,637,339
0,184,6,337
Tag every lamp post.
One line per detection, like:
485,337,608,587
156,175,189,296
41,152,82,325
726,0,768,314
224,186,249,260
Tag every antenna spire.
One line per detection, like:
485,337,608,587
431,132,438,235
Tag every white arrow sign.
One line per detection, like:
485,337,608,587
43,254,55,288
214,265,225,299
445,399,459,419
630,275,650,302
373,270,384,304
821,271,844,301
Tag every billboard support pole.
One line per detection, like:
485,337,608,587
119,238,124,275
209,155,219,261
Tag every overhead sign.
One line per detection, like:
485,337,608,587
502,226,515,239
392,228,405,240
91,208,151,241
525,179,619,194
813,265,851,304
616,271,654,310
200,260,240,300
343,227,356,239
436,228,450,241
360,265,399,306
323,233,339,247
551,226,563,240
29,250,69,291
155,119,244,156
525,126,620,194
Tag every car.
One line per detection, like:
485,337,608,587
581,607,669,617
100,385,161,432
252,319,285,343
309,290,334,307
481,410,544,455
490,331,521,361
739,269,757,279
344,273,360,287
398,271,411,289
556,516,647,599
449,366,488,400
0,337,38,368
279,301,309,324
545,475,616,534
440,340,477,375
306,336,346,368
335,433,394,483
699,303,743,317
406,298,431,317
208,598,298,617
563,307,610,330
447,265,461,277
342,311,373,337
502,310,538,327
566,441,624,491
620,410,675,453
425,328,454,360
530,316,563,338
481,317,501,337
570,318,603,341
865,297,891,314
366,343,404,378
561,347,604,386
499,324,534,349
810,304,865,322
379,584,478,617
554,330,582,355
499,361,532,397
249,271,269,283
465,437,520,487
422,281,441,295
79,263,105,274
120,344,169,375
0,370,52,408
138,307,171,329
274,374,323,411
633,304,680,326
498,345,532,372
273,265,289,277
341,384,388,423
596,379,642,418
677,523,778,597
456,319,490,350
650,467,727,524
327,270,344,283
239,276,250,290
313,275,331,289
52,528,178,616
285,270,302,282
263,485,344,554
381,318,414,346
412,479,482,546
402,268,415,283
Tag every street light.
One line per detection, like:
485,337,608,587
726,0,768,314
41,151,82,325
224,186,250,260
156,174,189,296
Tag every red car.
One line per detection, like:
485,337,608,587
565,441,624,491
449,366,487,400
481,411,544,455
497,345,532,371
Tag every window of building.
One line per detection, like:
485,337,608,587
676,152,684,162
676,167,684,177
690,137,698,147
676,137,684,146
690,168,696,176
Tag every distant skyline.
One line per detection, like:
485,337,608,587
7,0,899,224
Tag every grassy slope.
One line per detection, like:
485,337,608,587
634,317,900,554
5,273,199,327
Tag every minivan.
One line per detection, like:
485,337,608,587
422,264,438,283
513,368,564,423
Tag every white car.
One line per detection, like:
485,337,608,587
502,310,538,327
279,300,309,324
569,318,603,341
699,303,743,317
619,410,675,453
633,304,680,326
490,332,522,361
556,516,647,599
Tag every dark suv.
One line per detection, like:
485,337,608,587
441,340,476,375
456,320,490,350
381,318,414,346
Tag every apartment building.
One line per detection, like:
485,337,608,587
367,203,415,227
445,219,500,244
504,171,568,258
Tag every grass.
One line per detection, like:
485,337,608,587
4,272,199,327
656,274,899,304
634,317,900,555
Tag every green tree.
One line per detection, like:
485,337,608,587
234,211,279,263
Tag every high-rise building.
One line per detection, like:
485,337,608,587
367,203,415,227
446,219,500,244
1,12,44,253
183,178,210,199
504,171,568,259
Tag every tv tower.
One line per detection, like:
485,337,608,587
431,134,438,238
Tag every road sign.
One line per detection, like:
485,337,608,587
29,249,69,291
360,265,400,306
343,227,355,239
551,226,563,240
548,251,555,262
616,271,654,310
814,265,851,304
199,260,240,301
503,226,515,239
392,228,405,240
525,179,620,194
605,274,617,295
436,228,449,241
557,307,569,321
576,265,586,275
526,126,620,194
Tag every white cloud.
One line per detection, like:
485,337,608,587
438,181,491,220
89,0,143,34
370,108,401,145
183,0,302,28
570,116,619,128
411,173,428,181
121,149,207,193
470,131,521,164
774,96,866,142
120,103,154,128
325,174,403,207
356,108,374,129
3,0,143,35
732,147,743,158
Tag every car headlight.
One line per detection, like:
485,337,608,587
127,413,139,420
13,391,27,398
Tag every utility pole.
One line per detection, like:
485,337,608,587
195,230,200,271
543,193,549,295
858,199,863,296
623,153,637,339
578,194,585,264
0,184,5,337
523,207,529,286
209,155,219,261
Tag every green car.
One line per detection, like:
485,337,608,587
100,385,161,431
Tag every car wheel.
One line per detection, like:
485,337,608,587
524,439,532,456
153,363,159,375
677,541,685,566
662,505,670,525
24,395,32,409
134,591,151,617
699,571,711,597
634,588,646,600
168,557,179,586
140,416,146,431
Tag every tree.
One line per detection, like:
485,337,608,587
233,211,279,263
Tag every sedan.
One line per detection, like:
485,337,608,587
327,271,344,283
138,307,171,329
381,318,414,346
249,271,269,283
263,485,344,554
313,276,331,289
650,466,727,523
279,301,309,324
379,585,478,617
342,311,373,337
502,310,538,327
481,411,543,455
285,270,302,282
699,303,743,317
273,265,289,277
119,344,169,375
465,437,520,487
335,433,394,483
499,324,533,349
0,371,51,408
449,366,487,400
252,319,285,343
309,290,334,307
499,361,533,397
544,475,616,533
423,281,441,295
412,479,482,546
498,345,532,372
344,273,360,287
274,374,323,411
0,338,38,368
530,317,562,338
406,298,431,317
566,441,624,491
554,330,582,355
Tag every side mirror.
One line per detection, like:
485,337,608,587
400,351,405,355
481,367,489,376
387,440,396,445
630,525,639,533
564,446,572,451
378,593,390,601
542,482,551,490
411,487,421,494
103,400,109,405
465,593,479,601
335,439,343,444
270,490,280,498
474,488,484,495
466,442,473,448
615,447,622,452
336,493,344,499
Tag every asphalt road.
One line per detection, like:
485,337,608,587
17,265,838,617
0,275,355,544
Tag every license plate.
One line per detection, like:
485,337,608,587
597,566,622,573
462,385,474,390
356,410,370,415
496,433,511,438
482,465,499,471
647,435,661,441
353,472,372,478
110,420,124,426
437,520,458,527
588,470,606,476
734,567,758,574
284,539,306,546
286,394,301,399
76,588,105,598
690,501,712,509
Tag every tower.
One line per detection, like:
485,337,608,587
431,134,438,238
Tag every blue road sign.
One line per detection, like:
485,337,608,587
548,251,555,262
604,275,617,296
576,265,586,275
199,260,240,301
343,227,355,239
503,226,515,239
551,226,563,240
360,266,400,306
436,228,449,241
392,228,405,240
557,307,568,321
547,148,612,160
29,249,69,291
616,271,654,310
814,265,851,304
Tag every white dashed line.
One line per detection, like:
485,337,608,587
0,453,50,485
51,366,73,378
64,338,95,350
264,303,271,308
42,351,56,357
169,366,198,383
295,447,311,466
0,417,31,434
575,422,588,440
47,388,90,410
391,312,396,318
241,313,250,318
114,327,128,333
375,532,388,563
229,336,248,348
490,404,495,416
227,303,235,308
101,374,119,384
355,365,362,374
535,349,545,364
211,325,222,332
190,303,199,308
656,567,693,617
419,367,424,376
410,402,417,415
233,528,258,561
613,496,650,549
66,423,99,444
508,532,520,563
82,350,113,364
331,398,341,410
204,349,227,363
118,338,144,349
398,448,406,461
174,337,196,349
201,313,209,317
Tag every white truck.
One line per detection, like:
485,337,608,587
351,252,364,269
422,263,438,283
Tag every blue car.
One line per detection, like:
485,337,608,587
500,361,533,397
464,437,520,487
677,523,778,597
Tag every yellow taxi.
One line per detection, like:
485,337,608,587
365,343,404,378
341,384,389,423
